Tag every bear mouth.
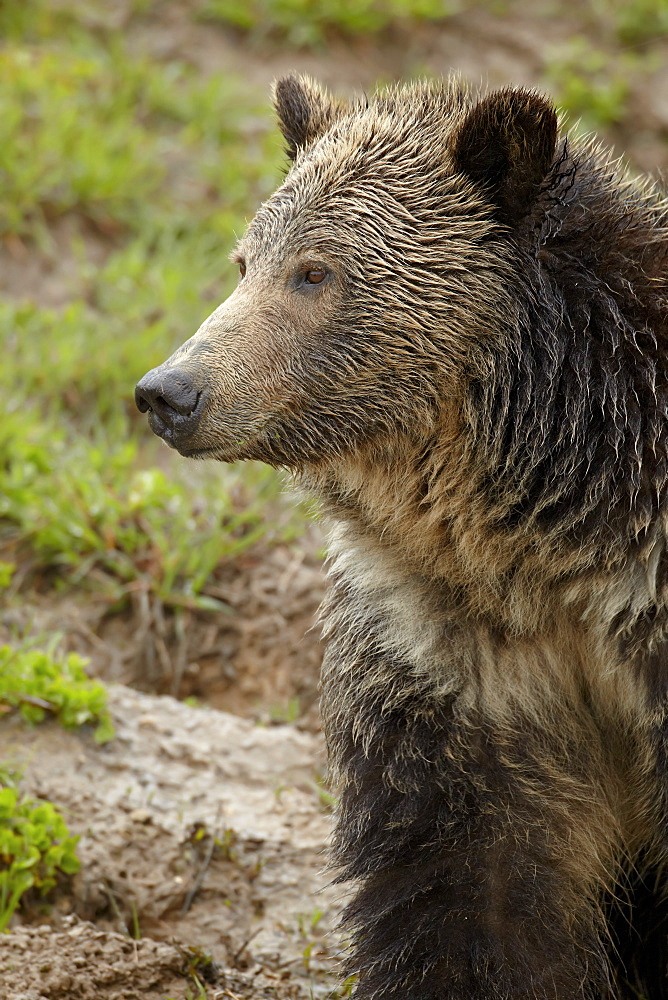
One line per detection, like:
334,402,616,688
146,408,183,450
146,412,251,463
174,443,224,459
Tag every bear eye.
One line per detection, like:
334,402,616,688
239,261,246,279
304,267,326,285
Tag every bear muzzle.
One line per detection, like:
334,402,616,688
135,366,206,452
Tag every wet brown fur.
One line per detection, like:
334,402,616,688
137,77,668,998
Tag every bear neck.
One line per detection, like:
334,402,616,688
306,372,667,645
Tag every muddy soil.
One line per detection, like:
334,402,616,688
0,686,341,999
4,537,326,730
0,918,313,1000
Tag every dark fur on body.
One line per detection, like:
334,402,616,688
136,77,668,998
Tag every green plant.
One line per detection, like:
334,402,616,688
327,974,358,998
546,37,635,130
199,0,458,45
0,562,15,589
310,773,337,812
180,944,218,988
297,907,325,972
0,770,80,931
0,405,297,596
0,644,114,743
297,907,324,938
0,20,298,618
0,39,282,235
0,47,163,237
610,0,668,45
269,696,302,724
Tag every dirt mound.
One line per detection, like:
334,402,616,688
0,687,342,999
0,917,307,999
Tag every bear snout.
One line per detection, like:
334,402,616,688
135,366,204,448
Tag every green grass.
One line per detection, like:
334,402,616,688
0,768,80,932
545,37,636,130
0,35,280,237
0,644,114,742
608,0,668,46
542,1,668,133
199,0,460,45
0,46,162,237
0,7,294,623
0,413,294,608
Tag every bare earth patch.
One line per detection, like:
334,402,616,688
0,918,309,999
0,213,117,309
1,536,326,730
0,686,341,999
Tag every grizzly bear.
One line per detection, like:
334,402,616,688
135,76,668,999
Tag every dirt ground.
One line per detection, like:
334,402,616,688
6,535,326,728
5,3,668,998
0,687,341,999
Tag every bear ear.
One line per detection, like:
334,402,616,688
452,88,558,225
272,75,343,161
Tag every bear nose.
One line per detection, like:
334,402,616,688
135,368,200,424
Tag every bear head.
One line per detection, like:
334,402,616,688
135,76,557,472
